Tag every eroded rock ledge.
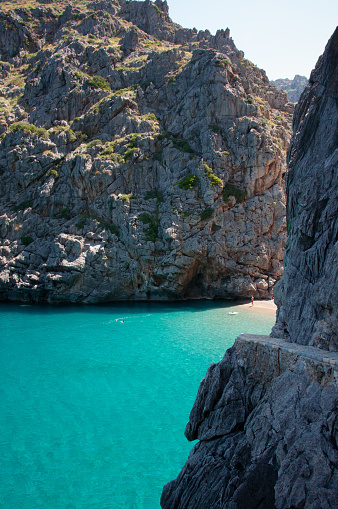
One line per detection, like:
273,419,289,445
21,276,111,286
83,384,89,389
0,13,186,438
161,334,338,509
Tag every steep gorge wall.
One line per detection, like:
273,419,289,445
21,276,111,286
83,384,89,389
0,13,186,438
272,27,338,350
161,28,338,509
0,0,293,303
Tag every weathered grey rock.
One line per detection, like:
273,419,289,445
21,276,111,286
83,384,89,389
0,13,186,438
161,335,338,509
271,75,308,103
272,28,338,351
0,0,293,303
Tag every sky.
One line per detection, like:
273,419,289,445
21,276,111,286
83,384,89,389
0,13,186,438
166,0,338,81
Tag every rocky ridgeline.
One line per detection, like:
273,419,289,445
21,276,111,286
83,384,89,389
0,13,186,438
0,0,293,303
271,75,308,103
161,29,338,508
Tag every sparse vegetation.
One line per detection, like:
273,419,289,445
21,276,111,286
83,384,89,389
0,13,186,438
200,208,213,220
153,149,163,161
113,84,138,97
86,75,110,91
157,130,172,141
203,163,223,186
139,213,152,224
215,59,229,68
209,124,222,134
145,189,164,205
123,147,137,161
60,208,71,220
12,200,33,212
143,113,158,122
153,4,162,15
172,138,194,154
222,183,247,203
140,81,152,90
21,236,33,246
10,122,49,139
139,213,159,242
86,139,102,148
177,174,199,190
100,142,115,158
46,169,59,179
75,214,119,236
128,134,138,148
121,193,134,202
43,150,55,157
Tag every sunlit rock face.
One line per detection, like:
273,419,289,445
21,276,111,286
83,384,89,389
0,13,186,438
271,75,308,103
0,0,293,303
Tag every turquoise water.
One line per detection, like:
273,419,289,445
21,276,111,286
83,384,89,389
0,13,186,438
0,301,275,509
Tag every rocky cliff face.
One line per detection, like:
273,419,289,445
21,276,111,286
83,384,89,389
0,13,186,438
272,28,338,351
0,0,293,303
161,336,338,509
271,75,308,103
161,29,338,509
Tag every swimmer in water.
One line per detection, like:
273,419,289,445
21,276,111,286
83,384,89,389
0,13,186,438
120,320,124,323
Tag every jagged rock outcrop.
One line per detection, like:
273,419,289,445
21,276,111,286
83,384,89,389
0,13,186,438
161,336,338,509
0,0,293,303
161,29,338,509
272,28,338,350
271,75,308,103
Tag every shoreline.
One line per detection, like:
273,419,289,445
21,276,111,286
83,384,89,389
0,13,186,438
232,299,277,317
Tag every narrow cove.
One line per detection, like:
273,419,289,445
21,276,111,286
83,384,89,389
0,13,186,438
0,301,275,509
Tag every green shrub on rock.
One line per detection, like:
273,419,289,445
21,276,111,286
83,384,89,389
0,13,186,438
100,142,115,158
172,138,194,154
222,183,247,203
139,213,159,242
145,189,164,204
123,147,137,161
215,59,229,68
121,193,134,202
143,113,158,122
60,208,71,220
153,149,163,161
21,235,33,246
86,75,110,91
12,200,33,212
200,207,213,220
177,174,199,190
46,169,59,179
208,124,221,134
86,139,102,148
139,213,152,224
10,122,49,139
203,163,223,186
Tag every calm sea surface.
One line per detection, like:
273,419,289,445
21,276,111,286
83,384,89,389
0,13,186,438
0,301,275,509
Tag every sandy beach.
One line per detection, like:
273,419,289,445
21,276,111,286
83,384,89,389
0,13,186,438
234,299,277,316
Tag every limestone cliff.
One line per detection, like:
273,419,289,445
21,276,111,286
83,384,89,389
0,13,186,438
161,29,338,509
271,75,308,103
0,0,293,303
272,28,338,351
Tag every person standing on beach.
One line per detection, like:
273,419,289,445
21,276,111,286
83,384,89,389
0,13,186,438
251,296,254,306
